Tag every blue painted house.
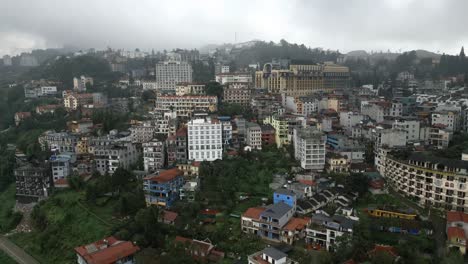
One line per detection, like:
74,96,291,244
143,168,184,208
273,188,297,212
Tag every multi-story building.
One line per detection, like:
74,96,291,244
215,73,252,85
432,111,461,132
246,122,262,150
129,122,156,143
218,117,233,146
175,83,206,96
2,55,12,66
50,154,72,182
255,63,350,97
261,124,276,147
155,95,218,118
392,119,421,142
251,94,284,120
15,163,52,202
429,126,453,149
361,101,402,123
263,115,289,148
188,118,223,161
143,168,184,207
340,112,366,130
73,76,94,92
155,60,193,90
63,92,94,110
305,214,356,251
223,82,252,106
39,131,78,153
74,236,140,264
94,141,139,175
143,140,165,173
377,151,468,212
293,127,326,170
241,202,295,242
376,128,407,148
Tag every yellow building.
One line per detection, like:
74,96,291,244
76,137,89,154
263,115,289,148
366,207,417,220
255,63,349,97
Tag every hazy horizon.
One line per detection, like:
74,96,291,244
2,0,468,57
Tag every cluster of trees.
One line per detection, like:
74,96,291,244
192,60,215,82
198,148,293,212
234,39,340,67
26,55,121,86
91,110,130,133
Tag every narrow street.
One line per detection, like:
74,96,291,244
0,235,39,264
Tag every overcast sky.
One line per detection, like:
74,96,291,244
1,0,467,56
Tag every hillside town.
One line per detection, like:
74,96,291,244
2,40,468,263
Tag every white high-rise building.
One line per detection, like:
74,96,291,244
188,118,222,161
155,60,193,91
293,127,326,170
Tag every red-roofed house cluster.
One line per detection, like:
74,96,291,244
446,211,468,254
74,236,140,264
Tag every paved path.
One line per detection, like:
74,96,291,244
0,235,39,264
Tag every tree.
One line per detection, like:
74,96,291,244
370,251,395,264
205,81,223,98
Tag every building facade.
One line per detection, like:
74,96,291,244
155,60,193,90
293,127,326,170
188,118,223,161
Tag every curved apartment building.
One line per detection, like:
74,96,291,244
377,151,468,212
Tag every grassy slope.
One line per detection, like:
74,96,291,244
10,190,119,264
0,250,17,264
0,184,17,233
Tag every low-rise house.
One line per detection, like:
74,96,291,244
446,211,468,254
143,168,184,207
74,236,139,264
179,177,199,201
50,154,72,182
159,210,178,225
174,236,224,262
326,153,349,173
14,112,31,126
273,188,298,211
68,119,93,134
248,247,296,264
36,104,61,115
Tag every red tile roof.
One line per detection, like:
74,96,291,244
15,112,31,118
368,245,398,258
163,210,178,222
144,168,183,183
447,211,468,223
242,207,265,220
298,179,316,186
74,236,140,264
283,217,311,231
199,209,220,216
447,227,466,240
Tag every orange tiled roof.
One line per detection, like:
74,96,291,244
447,211,468,223
144,168,183,183
242,207,265,220
163,210,178,222
283,217,311,231
368,245,398,258
447,227,466,240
